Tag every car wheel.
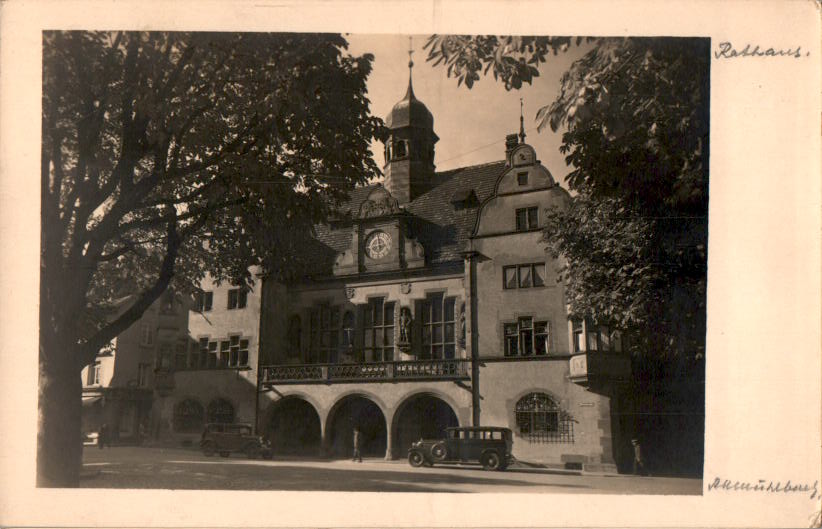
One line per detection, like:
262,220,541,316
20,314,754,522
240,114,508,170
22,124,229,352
481,451,501,471
245,444,261,459
430,442,448,462
408,451,425,468
202,442,215,457
219,451,230,458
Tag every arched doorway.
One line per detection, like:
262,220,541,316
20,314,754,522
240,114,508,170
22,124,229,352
265,398,322,455
393,393,459,458
326,395,386,459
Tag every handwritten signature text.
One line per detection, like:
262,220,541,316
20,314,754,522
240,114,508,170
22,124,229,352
708,477,818,499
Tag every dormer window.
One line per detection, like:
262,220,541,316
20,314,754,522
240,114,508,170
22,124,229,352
517,172,529,186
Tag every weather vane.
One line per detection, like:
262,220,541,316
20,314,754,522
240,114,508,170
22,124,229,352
408,36,414,69
519,98,526,143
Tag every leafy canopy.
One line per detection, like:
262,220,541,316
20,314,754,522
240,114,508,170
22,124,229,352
426,36,709,358
41,31,382,366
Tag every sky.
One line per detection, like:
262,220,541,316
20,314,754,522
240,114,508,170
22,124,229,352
345,34,592,184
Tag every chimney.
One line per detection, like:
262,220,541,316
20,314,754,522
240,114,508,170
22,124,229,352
505,133,519,165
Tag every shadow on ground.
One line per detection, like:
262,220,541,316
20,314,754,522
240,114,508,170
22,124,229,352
81,460,591,492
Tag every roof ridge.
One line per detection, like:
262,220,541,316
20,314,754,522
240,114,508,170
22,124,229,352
436,159,506,175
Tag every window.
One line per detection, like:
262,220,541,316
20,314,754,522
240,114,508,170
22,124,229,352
207,398,234,424
363,297,395,362
195,338,217,368
515,393,574,443
517,171,528,186
173,399,204,433
227,288,247,310
86,363,101,385
228,335,249,367
504,317,550,356
140,323,154,346
287,315,301,356
194,291,213,312
137,363,150,387
174,340,187,369
503,263,546,289
342,311,355,350
571,319,623,353
310,306,340,364
420,294,456,359
515,207,539,231
394,139,407,158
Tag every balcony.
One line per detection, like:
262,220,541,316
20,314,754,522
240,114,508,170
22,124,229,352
568,352,631,388
261,358,470,385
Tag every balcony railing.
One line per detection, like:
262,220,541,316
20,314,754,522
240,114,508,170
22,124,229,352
261,358,470,385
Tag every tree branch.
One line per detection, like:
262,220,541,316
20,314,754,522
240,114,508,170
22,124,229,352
78,208,181,366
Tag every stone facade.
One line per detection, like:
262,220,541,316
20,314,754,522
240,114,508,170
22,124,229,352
149,67,631,471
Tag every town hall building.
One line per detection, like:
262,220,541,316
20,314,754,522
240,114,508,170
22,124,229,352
147,62,632,471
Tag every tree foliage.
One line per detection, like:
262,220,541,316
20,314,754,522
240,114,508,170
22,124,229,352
426,36,709,359
39,31,381,485
42,31,381,367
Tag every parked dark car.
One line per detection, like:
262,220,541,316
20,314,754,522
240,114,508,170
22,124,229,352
200,423,272,459
407,426,513,470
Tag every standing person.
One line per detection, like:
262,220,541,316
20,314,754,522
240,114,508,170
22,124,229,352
352,427,363,463
631,438,647,476
98,423,108,450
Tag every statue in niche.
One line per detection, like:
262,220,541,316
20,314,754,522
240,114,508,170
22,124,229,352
458,302,466,348
398,306,412,350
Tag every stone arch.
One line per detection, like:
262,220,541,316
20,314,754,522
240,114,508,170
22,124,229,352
264,395,322,455
325,393,388,459
173,397,204,433
391,391,460,459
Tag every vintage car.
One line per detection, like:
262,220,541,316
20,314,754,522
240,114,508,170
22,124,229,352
200,423,272,459
407,426,513,471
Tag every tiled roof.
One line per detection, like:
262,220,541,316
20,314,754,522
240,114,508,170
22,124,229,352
303,160,507,279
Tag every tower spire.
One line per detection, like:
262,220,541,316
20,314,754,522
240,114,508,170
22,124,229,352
405,35,416,100
519,98,526,143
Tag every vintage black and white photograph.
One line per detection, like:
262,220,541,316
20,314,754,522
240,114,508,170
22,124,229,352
37,31,710,494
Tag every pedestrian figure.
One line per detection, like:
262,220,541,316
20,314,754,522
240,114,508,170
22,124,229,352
631,438,648,476
352,427,363,462
98,423,108,449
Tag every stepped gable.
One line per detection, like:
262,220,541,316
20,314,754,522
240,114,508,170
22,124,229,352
303,160,506,279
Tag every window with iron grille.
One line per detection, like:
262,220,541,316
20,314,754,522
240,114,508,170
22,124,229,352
515,392,574,443
363,297,394,362
420,293,456,359
173,399,204,433
206,398,234,424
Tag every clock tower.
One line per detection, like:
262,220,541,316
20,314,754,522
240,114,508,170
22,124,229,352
383,39,438,205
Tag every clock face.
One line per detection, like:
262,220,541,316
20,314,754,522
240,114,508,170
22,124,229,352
365,231,392,259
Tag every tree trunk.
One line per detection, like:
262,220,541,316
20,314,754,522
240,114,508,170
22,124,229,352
37,352,83,487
